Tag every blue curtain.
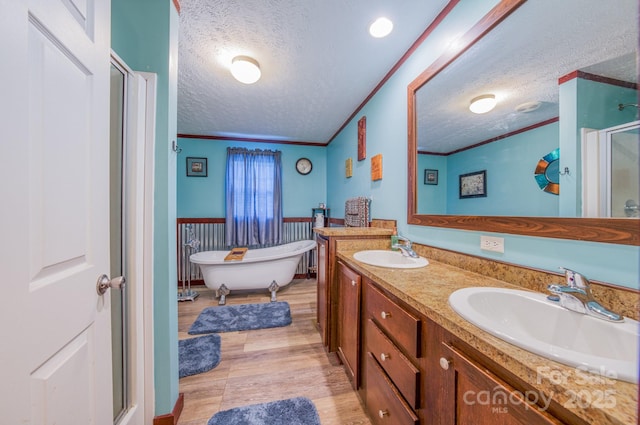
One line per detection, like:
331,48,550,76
225,147,283,247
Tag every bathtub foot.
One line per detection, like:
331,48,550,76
268,280,280,302
217,284,230,306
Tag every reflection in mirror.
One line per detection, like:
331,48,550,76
415,0,637,216
583,121,640,217
407,0,639,245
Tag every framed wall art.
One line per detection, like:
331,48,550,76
459,170,486,198
424,169,438,185
186,157,208,177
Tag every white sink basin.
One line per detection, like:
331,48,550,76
448,287,639,383
353,250,429,269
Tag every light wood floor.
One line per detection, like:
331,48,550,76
177,278,372,425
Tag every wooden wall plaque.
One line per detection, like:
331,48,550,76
371,154,382,181
345,158,353,178
357,116,366,161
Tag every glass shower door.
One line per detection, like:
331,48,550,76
603,121,640,217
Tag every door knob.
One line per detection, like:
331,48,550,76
96,274,126,295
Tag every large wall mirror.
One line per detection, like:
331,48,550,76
407,0,639,245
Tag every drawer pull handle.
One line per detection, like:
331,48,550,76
380,353,390,361
380,311,391,319
351,280,356,286
439,357,451,370
378,409,389,418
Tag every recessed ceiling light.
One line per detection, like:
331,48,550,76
369,17,393,38
469,94,497,114
230,55,261,84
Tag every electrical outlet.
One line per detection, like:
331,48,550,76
480,235,504,253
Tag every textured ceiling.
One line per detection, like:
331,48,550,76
416,0,638,153
177,0,449,143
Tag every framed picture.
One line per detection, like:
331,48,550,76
186,157,208,177
424,169,438,185
459,170,486,198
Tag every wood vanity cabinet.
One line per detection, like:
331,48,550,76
357,278,579,425
337,261,361,389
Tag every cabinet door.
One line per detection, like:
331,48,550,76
338,261,361,388
441,343,562,425
316,237,329,347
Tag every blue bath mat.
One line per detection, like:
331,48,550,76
179,334,221,378
208,397,321,425
188,302,292,335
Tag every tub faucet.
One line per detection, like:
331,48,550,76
547,267,623,322
392,235,419,258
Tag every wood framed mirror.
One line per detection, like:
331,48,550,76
407,0,639,246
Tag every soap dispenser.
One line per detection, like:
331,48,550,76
391,227,399,251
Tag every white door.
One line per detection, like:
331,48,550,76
0,0,114,424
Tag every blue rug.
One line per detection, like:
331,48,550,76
208,397,321,425
188,302,292,335
179,334,221,378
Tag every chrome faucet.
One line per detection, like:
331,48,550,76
392,235,419,258
547,267,623,322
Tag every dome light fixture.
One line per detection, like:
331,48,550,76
515,100,541,113
230,55,261,84
469,94,496,114
369,17,393,38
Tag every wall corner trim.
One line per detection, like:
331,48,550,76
153,393,184,425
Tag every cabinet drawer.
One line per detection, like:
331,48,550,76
367,283,421,357
365,352,419,425
366,319,420,408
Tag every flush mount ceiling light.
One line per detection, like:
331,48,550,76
469,94,496,114
230,55,261,84
515,101,542,113
369,17,393,38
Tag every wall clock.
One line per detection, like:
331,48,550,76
296,157,313,175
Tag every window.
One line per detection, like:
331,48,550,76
225,148,283,246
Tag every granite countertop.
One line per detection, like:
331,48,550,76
337,250,638,425
313,227,394,237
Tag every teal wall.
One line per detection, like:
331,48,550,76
417,154,447,214
177,138,327,218
112,0,179,416
326,0,639,289
418,122,559,216
327,0,499,221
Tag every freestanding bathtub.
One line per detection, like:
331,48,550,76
189,239,316,304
